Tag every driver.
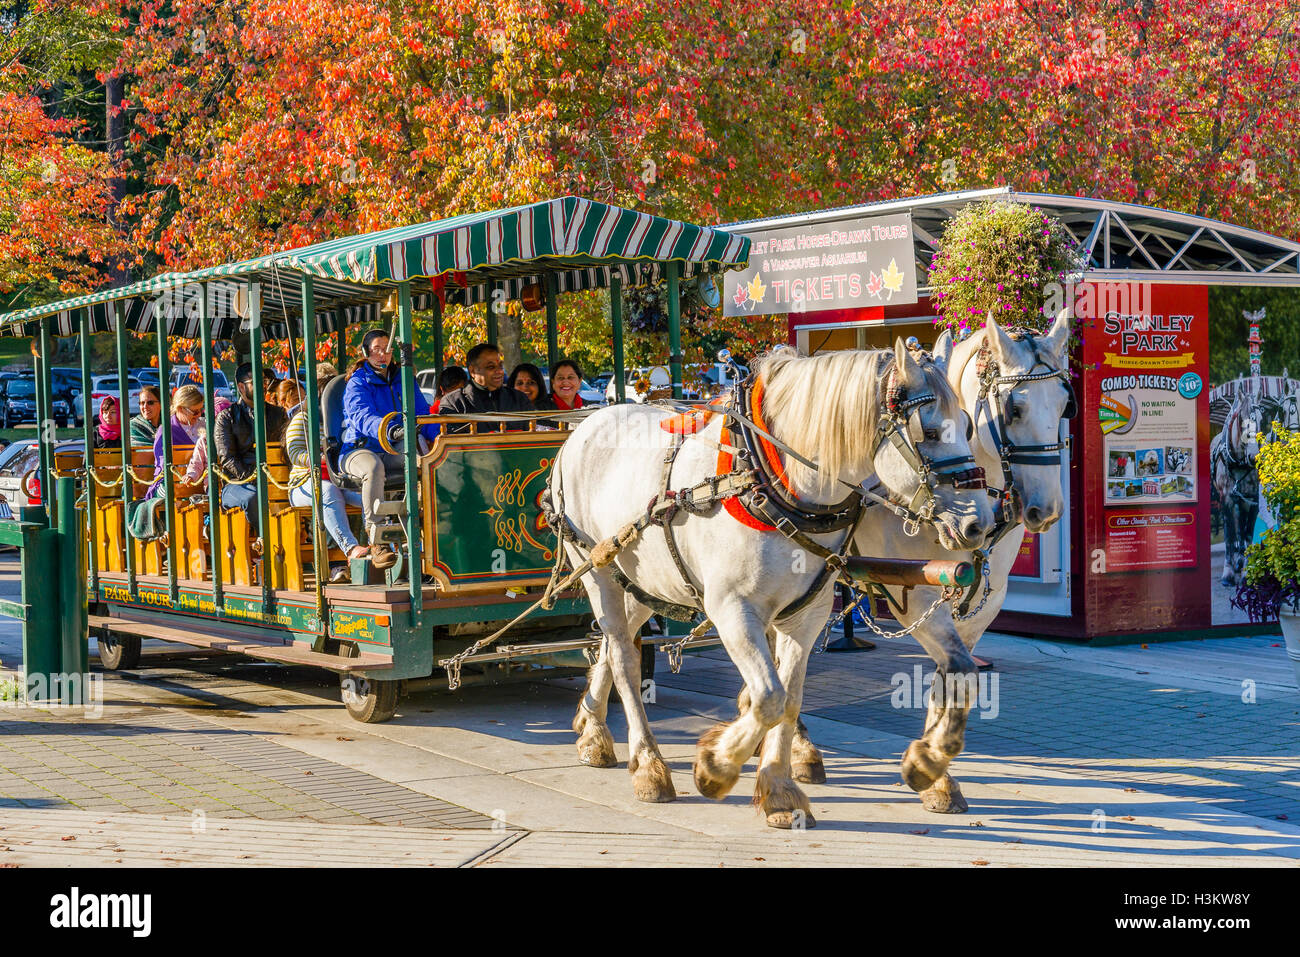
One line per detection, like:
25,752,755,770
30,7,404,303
339,328,440,544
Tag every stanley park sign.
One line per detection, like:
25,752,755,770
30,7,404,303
722,213,918,317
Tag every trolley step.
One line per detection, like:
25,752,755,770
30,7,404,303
88,615,393,673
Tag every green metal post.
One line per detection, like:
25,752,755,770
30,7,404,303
545,274,559,372
248,285,272,611
79,310,97,594
486,287,499,347
36,316,55,521
300,276,327,634
666,261,682,400
115,300,136,597
155,305,177,604
398,281,423,626
18,521,61,702
610,275,626,403
199,285,222,613
56,475,87,704
432,298,444,378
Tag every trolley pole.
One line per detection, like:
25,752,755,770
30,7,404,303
36,315,55,520
300,276,328,636
56,475,88,703
545,273,559,373
198,285,223,614
610,274,626,403
397,281,423,626
667,261,683,400
79,308,97,594
432,297,444,378
486,283,499,347
155,299,177,604
248,283,272,611
115,300,137,599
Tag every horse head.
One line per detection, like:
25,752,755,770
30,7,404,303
869,338,995,550
941,309,1073,534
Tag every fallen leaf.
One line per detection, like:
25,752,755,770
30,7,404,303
0,863,18,868
1003,839,1023,844
60,835,75,842
1119,816,1135,821
1124,788,1138,793
971,859,989,866
909,828,929,835
1136,671,1149,675
1277,815,1289,821
237,854,253,859
303,770,313,775
753,856,765,861
336,736,353,741
1140,644,1148,649
970,821,985,827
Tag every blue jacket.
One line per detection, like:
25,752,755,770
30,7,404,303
341,362,439,459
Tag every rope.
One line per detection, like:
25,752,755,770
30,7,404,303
438,520,643,690
259,462,296,492
88,468,126,489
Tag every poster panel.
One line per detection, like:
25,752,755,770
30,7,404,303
1081,282,1211,634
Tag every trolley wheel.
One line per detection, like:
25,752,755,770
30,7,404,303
340,673,399,723
97,631,142,670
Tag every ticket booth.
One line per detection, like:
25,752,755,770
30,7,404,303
721,189,1300,641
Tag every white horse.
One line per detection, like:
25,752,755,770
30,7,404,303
756,311,1074,813
550,340,995,827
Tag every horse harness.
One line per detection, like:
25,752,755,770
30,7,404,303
545,357,987,625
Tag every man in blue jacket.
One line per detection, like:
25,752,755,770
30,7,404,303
339,328,440,544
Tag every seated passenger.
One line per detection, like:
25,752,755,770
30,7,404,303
130,385,163,446
147,385,205,498
277,379,305,419
548,359,586,412
431,366,468,412
338,328,440,544
507,363,549,408
437,343,534,432
214,362,287,535
284,381,377,575
92,396,121,450
182,396,232,489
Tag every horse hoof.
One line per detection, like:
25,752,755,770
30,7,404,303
766,809,817,829
792,760,827,785
631,752,676,803
573,710,618,768
901,741,943,793
920,776,968,814
693,726,738,800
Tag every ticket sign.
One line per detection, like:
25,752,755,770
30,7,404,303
723,213,917,317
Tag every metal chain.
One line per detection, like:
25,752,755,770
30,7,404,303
817,582,955,651
952,559,994,622
664,618,714,674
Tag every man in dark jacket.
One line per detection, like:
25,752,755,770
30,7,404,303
339,329,440,539
214,363,287,534
437,343,534,432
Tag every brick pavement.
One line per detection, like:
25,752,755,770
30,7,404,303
0,703,498,829
655,634,1300,823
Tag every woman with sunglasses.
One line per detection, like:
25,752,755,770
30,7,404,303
130,385,163,446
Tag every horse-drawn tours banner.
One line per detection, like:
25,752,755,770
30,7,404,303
722,213,917,317
1081,283,1211,634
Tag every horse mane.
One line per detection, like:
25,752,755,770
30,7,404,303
753,345,959,494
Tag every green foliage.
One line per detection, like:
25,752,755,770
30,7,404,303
927,201,1084,337
1207,287,1300,386
0,677,18,701
1238,428,1300,616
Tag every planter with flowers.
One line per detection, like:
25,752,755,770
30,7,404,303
1231,425,1300,688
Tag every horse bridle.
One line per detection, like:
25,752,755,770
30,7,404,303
872,357,987,534
973,332,1077,522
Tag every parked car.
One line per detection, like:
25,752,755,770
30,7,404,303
169,366,234,403
697,361,750,400
50,367,84,407
131,366,161,389
73,374,142,427
0,439,84,513
0,376,71,428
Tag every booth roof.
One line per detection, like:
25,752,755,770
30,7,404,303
0,196,750,339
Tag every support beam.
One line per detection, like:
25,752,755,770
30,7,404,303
432,297,444,378
79,309,97,593
545,273,559,372
610,274,626,403
397,281,423,626
248,284,271,611
115,300,136,598
301,276,327,634
666,261,683,400
198,285,222,613
36,316,55,521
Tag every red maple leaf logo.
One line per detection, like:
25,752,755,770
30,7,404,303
733,283,750,309
866,272,883,297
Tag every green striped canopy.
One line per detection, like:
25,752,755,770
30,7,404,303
0,197,749,339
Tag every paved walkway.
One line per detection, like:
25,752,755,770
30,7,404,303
1,566,1297,865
